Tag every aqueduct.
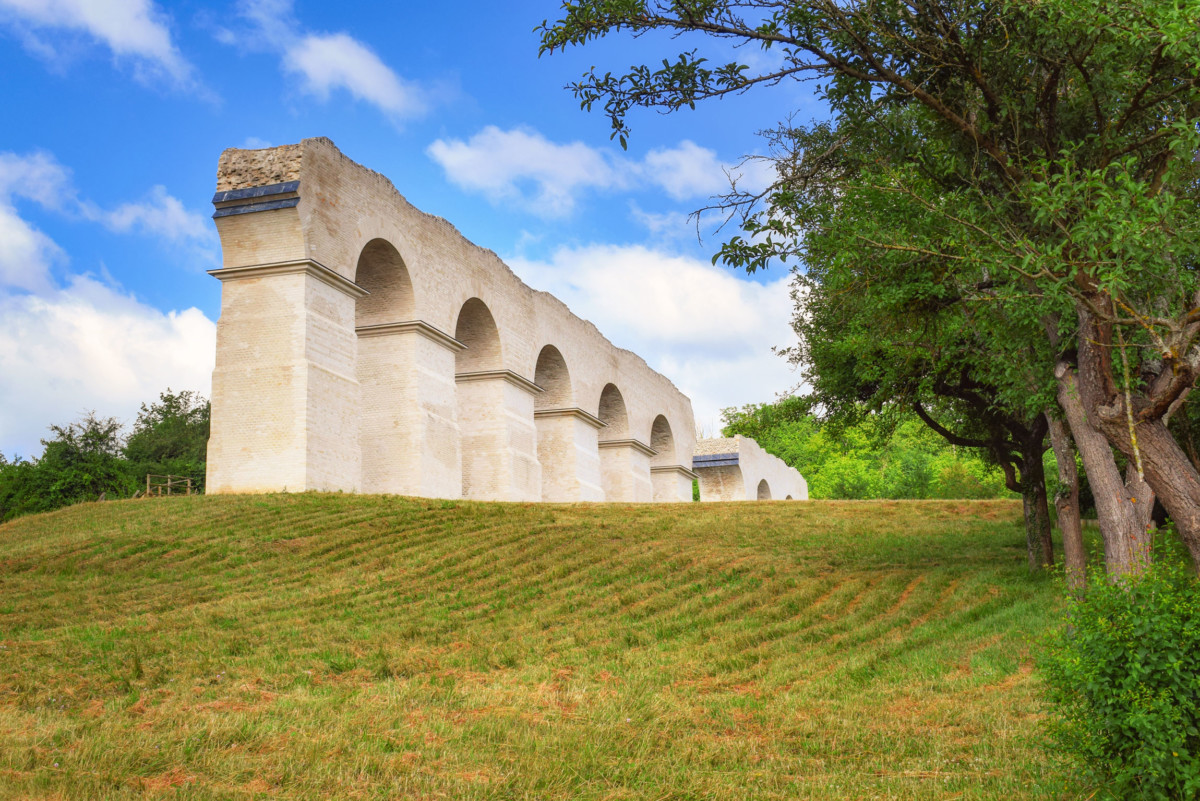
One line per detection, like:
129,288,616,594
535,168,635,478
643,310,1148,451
205,138,806,503
693,437,809,502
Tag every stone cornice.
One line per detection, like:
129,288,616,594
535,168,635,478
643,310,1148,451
212,181,300,219
213,180,300,205
208,259,368,299
454,370,543,394
650,464,700,480
693,453,739,469
598,438,657,457
355,320,465,351
533,407,606,429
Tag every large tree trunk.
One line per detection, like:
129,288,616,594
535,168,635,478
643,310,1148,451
1126,463,1156,535
1046,413,1085,591
1096,415,1200,569
1072,310,1200,570
1055,361,1150,577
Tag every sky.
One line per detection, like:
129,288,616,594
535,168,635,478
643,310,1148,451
0,0,828,458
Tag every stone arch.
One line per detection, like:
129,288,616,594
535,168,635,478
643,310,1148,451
597,384,629,439
355,238,415,326
757,479,772,500
455,298,502,372
649,415,674,467
534,345,572,409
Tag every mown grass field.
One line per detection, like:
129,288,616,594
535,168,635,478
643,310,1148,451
0,495,1068,799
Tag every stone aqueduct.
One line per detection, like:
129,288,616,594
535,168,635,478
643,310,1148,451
205,138,807,503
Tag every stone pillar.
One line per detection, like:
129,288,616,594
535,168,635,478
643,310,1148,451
206,260,366,493
651,465,698,503
695,464,746,502
455,370,542,501
534,408,605,502
356,321,464,498
598,439,655,502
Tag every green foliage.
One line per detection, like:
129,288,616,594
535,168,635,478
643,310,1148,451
122,389,210,492
721,401,1011,500
0,413,134,522
1042,539,1200,799
0,390,209,522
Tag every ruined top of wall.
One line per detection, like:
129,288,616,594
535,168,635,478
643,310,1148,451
694,437,739,456
216,143,305,192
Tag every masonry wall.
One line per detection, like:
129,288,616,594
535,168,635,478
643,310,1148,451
694,436,809,501
207,138,697,502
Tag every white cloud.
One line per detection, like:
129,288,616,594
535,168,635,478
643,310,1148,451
0,150,75,208
0,150,218,456
226,0,424,123
0,0,196,87
507,243,801,430
0,276,215,458
285,33,424,119
0,205,62,294
0,151,214,290
629,203,697,241
0,151,74,292
428,127,777,219
428,126,626,217
83,185,212,242
644,141,727,200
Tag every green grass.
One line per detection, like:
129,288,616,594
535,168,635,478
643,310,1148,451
0,495,1067,799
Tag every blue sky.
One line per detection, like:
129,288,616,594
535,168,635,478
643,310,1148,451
0,0,826,457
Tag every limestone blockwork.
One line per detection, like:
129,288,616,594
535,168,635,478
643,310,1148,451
205,138,806,503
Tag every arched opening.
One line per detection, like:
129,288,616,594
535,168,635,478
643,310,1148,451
649,415,674,467
785,495,793,500
455,298,502,373
355,238,414,326
597,384,628,439
534,345,572,409
757,479,772,501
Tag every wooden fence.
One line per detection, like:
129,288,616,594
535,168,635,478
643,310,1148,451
144,474,195,497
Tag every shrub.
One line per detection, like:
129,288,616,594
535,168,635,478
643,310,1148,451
1041,540,1200,799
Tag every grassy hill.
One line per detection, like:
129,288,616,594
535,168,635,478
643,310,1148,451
0,495,1065,799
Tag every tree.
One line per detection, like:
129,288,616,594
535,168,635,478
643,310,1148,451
539,0,1200,576
0,413,134,521
720,400,1010,501
123,389,210,491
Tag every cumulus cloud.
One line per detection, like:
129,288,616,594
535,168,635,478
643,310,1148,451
223,0,425,123
0,0,196,88
0,150,218,456
428,126,626,217
0,151,211,256
0,276,215,458
284,33,424,118
0,151,74,292
429,127,776,218
643,141,727,200
0,205,63,294
507,243,801,430
82,185,212,242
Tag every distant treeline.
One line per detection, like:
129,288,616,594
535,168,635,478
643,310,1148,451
0,390,209,522
721,397,1019,501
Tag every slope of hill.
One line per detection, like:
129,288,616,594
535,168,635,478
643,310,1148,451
0,495,1061,799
